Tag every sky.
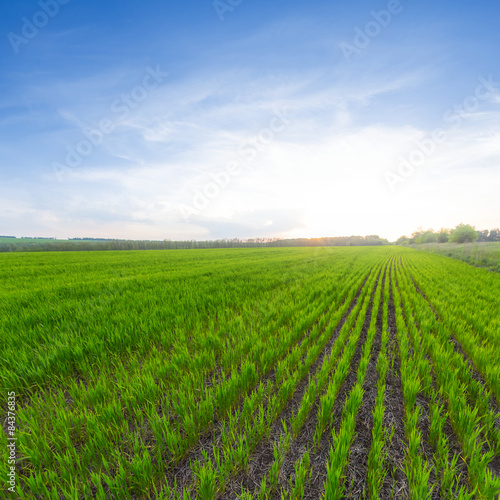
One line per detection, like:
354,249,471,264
0,0,499,242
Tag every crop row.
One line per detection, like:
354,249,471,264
1,247,498,498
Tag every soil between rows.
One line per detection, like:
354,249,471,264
164,273,372,497
405,270,500,476
396,266,500,494
342,267,386,498
220,269,381,499
293,267,382,500
378,270,409,500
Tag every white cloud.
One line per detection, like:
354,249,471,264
1,14,499,241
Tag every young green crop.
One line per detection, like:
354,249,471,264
1,246,498,498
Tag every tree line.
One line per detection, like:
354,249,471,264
396,224,500,245
0,235,390,253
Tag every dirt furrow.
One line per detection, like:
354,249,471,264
407,271,500,463
221,270,379,499
398,270,476,494
408,275,439,320
166,273,372,496
343,268,386,498
379,273,409,500
394,271,442,498
409,274,498,414
289,268,382,499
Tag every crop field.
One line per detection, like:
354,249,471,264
416,242,500,274
0,247,499,499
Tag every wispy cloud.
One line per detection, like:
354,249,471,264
1,1,499,240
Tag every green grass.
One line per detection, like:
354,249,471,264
0,246,498,498
0,237,114,246
415,241,500,273
0,237,60,244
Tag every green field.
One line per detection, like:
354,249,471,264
1,247,498,499
0,238,111,246
416,242,500,273
0,238,59,244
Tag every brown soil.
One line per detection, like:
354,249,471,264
378,271,410,500
220,271,378,499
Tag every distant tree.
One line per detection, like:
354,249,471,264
487,228,500,242
437,228,450,243
411,228,435,244
421,230,437,244
396,235,409,245
477,230,489,242
449,223,478,243
410,229,424,244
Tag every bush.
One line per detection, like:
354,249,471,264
449,224,478,244
437,230,449,243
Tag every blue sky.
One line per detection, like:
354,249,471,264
1,0,499,241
